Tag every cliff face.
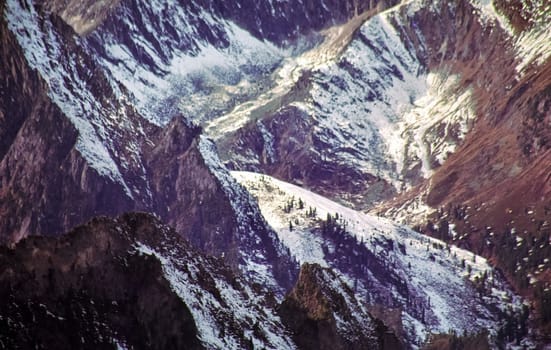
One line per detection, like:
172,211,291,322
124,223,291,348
0,2,297,291
0,212,290,349
370,1,550,337
218,0,550,217
0,7,133,242
382,0,551,306
0,213,204,349
279,263,402,350
0,213,399,349
402,0,551,214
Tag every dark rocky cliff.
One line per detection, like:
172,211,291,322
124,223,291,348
0,213,395,349
0,213,204,349
279,263,402,350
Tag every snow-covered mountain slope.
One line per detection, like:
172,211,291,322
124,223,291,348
0,213,295,349
214,0,550,211
132,227,295,349
213,2,479,208
2,0,397,216
197,137,298,291
84,0,285,125
81,0,397,126
2,0,298,294
233,171,530,347
2,0,550,346
203,8,382,137
1,212,404,349
375,2,551,317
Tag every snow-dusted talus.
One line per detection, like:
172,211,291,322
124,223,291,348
82,0,397,125
233,171,527,347
83,0,285,125
214,1,485,209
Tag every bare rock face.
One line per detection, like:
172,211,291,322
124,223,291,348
218,0,399,43
143,120,239,259
47,0,398,43
0,213,203,349
373,1,550,338
0,9,134,242
219,105,398,210
44,0,122,35
399,0,550,213
0,4,297,291
0,4,42,160
279,263,402,350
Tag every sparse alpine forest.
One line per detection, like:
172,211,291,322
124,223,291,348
0,0,550,349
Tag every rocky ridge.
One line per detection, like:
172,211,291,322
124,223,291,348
0,212,396,350
234,171,529,347
1,0,550,347
279,263,403,350
1,1,297,293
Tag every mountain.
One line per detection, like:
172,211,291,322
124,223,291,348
279,263,402,350
1,0,298,294
1,0,550,348
0,212,397,349
214,0,550,212
233,171,528,347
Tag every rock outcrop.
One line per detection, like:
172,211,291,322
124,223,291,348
0,213,396,349
0,213,204,349
279,263,402,350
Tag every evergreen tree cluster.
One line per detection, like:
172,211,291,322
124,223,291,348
282,197,305,214
496,305,530,348
320,213,348,236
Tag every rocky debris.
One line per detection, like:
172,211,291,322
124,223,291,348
43,0,122,35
